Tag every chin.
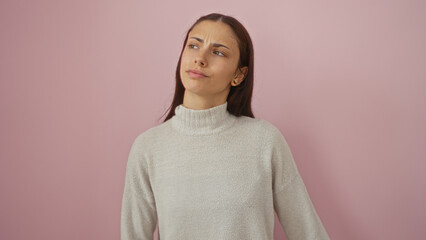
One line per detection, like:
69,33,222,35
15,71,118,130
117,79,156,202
183,82,208,94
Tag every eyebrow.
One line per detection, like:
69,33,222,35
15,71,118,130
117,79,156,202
189,37,230,50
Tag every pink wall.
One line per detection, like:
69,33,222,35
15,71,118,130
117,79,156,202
1,0,425,239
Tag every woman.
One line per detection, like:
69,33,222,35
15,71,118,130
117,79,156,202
121,13,330,240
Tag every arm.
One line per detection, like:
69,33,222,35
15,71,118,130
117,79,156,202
121,135,157,240
270,127,330,240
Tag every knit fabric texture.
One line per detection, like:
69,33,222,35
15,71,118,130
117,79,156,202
121,101,330,240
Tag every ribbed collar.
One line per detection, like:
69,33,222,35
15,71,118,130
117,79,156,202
171,101,237,136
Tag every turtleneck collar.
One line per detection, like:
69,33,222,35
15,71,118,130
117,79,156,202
171,101,237,136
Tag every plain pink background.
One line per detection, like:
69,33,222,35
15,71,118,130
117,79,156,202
1,0,425,239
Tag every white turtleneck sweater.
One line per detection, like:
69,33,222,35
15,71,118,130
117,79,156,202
121,101,330,240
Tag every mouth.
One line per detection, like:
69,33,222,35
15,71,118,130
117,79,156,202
186,69,207,79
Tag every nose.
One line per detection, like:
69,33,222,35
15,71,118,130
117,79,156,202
194,49,207,67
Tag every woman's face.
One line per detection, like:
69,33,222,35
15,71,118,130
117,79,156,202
179,20,247,100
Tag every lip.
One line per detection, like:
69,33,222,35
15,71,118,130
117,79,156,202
187,69,207,79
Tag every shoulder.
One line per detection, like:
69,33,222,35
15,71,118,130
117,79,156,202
244,117,284,136
235,116,274,131
253,118,289,147
130,120,172,148
235,116,287,143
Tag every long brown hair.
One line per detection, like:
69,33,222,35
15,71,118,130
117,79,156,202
160,13,255,123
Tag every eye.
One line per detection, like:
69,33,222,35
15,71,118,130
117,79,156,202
214,50,225,57
187,44,198,49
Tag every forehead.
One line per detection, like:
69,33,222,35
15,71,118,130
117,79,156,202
188,21,239,48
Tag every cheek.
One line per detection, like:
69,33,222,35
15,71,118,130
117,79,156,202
180,53,189,73
213,62,235,77
181,50,192,64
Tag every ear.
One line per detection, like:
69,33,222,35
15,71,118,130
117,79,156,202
231,66,248,86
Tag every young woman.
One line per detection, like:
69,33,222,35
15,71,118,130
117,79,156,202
121,13,330,240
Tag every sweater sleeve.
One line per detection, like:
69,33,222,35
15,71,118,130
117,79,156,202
269,127,330,240
121,134,157,240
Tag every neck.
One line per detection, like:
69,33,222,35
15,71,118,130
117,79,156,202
171,101,237,136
